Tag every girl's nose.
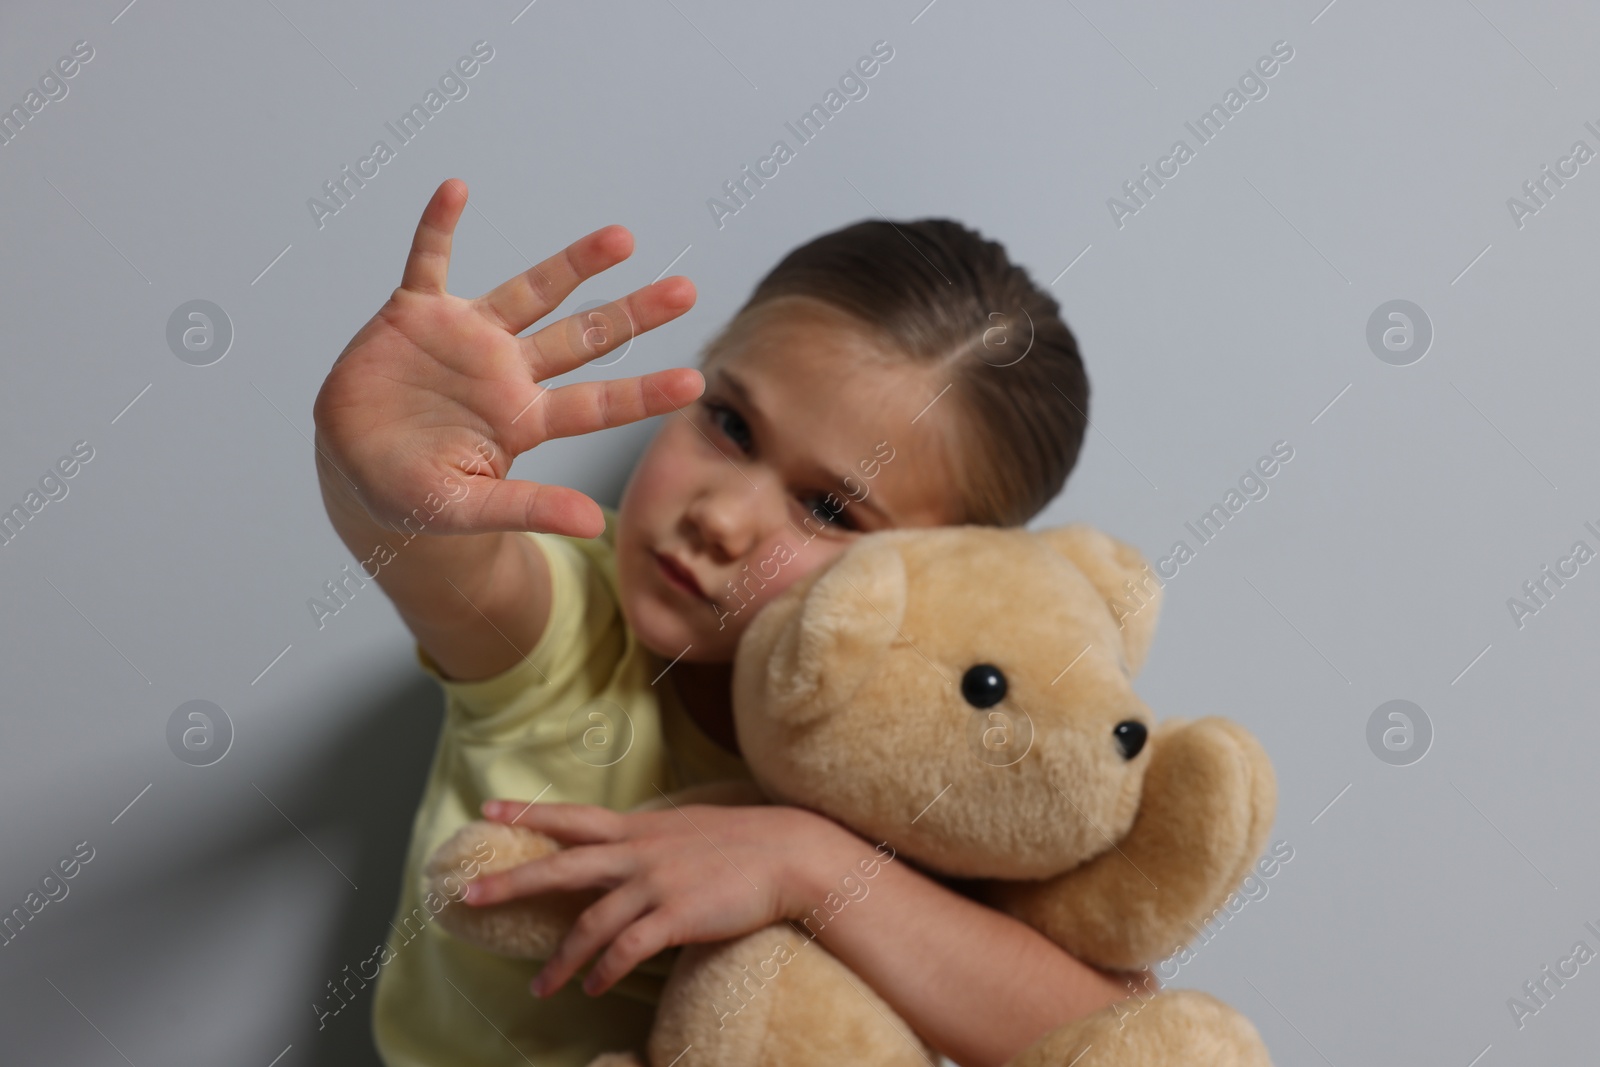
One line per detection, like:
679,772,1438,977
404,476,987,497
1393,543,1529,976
685,474,767,562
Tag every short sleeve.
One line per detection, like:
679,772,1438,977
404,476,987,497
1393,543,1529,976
412,529,609,725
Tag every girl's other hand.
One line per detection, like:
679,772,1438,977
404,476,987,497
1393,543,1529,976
465,799,852,997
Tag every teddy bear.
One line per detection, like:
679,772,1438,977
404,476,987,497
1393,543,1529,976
426,522,1278,1065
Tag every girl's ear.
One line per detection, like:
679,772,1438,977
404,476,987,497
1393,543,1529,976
1036,524,1162,675
746,534,908,722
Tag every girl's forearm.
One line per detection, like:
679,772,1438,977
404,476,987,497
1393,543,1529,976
789,823,1146,1067
312,436,553,682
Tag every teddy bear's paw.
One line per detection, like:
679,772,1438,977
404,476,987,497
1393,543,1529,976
1008,989,1272,1066
1126,716,1278,964
426,818,562,880
983,716,1277,970
1182,718,1279,907
648,926,933,1067
422,819,597,960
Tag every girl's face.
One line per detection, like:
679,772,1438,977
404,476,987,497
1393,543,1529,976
616,295,962,663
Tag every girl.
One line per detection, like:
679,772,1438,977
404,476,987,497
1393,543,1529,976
312,179,1146,1067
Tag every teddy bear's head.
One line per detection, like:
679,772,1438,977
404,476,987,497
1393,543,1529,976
732,523,1163,882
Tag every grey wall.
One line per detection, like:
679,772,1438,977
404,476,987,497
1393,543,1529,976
3,0,1597,1064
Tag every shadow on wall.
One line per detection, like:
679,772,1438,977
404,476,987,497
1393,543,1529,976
6,478,640,1063
299,675,442,1067
1,675,444,1066
301,479,639,1063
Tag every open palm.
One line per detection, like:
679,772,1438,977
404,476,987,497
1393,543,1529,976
312,178,703,540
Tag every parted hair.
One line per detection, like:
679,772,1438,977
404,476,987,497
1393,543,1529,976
700,218,1090,527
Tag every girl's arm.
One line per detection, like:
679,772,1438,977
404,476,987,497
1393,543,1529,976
794,819,1150,1067
466,800,1150,1067
311,178,703,682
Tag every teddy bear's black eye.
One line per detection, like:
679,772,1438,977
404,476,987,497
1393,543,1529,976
1113,721,1147,760
960,664,1007,708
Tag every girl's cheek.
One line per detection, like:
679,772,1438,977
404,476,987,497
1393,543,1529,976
640,434,699,501
765,537,846,599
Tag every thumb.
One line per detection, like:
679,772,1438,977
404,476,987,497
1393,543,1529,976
443,476,609,539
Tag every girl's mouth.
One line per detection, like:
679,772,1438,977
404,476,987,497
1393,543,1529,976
653,550,706,600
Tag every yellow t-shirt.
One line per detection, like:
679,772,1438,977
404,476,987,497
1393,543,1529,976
371,505,752,1066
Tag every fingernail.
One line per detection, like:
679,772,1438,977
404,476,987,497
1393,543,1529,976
581,973,599,995
481,800,499,817
529,975,546,998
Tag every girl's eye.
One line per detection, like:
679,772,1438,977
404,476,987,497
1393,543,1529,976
703,400,752,453
702,398,859,533
798,491,858,531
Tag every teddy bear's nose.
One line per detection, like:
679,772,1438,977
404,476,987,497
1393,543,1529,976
960,664,1007,708
1113,721,1148,760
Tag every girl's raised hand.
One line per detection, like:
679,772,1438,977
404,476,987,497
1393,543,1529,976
312,178,703,540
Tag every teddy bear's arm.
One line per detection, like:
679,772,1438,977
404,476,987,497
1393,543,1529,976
982,717,1276,971
426,819,594,959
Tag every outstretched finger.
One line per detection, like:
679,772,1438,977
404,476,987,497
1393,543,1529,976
531,368,705,444
440,476,609,539
532,883,654,997
463,842,635,906
482,799,628,843
519,274,697,380
400,178,468,293
400,179,467,294
474,224,634,336
582,910,684,995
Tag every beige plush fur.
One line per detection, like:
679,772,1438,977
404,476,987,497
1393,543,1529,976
427,819,593,961
649,927,933,1067
426,523,1277,1065
1008,989,1273,1066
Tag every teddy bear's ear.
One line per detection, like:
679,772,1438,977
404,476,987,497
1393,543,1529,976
762,533,908,721
1036,524,1162,675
